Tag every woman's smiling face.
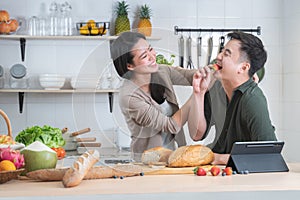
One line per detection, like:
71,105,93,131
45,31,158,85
127,38,158,75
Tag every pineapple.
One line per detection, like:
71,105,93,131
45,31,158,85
137,4,152,37
114,1,130,35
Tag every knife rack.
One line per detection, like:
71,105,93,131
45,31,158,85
174,26,261,35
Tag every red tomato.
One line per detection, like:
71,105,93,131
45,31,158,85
51,147,66,160
57,147,66,159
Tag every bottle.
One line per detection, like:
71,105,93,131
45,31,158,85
60,2,73,36
65,2,73,36
9,64,28,89
48,2,59,36
0,65,4,89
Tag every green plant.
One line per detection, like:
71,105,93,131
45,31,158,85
156,54,175,66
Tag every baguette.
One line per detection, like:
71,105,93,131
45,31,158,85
62,150,100,187
168,145,214,167
27,164,144,181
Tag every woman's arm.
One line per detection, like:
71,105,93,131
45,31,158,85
171,68,211,140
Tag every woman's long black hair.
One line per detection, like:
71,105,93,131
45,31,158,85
111,32,165,104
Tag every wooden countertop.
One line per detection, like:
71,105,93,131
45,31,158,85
1,163,300,199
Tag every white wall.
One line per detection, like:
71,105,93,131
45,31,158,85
281,0,300,162
1,0,296,161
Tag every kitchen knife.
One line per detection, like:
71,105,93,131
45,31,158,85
207,36,213,65
178,35,184,67
197,36,202,69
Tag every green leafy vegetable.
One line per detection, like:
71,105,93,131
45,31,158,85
156,54,175,66
15,125,65,148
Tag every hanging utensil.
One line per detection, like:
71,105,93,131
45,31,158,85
186,35,194,69
178,35,184,67
218,35,225,53
207,36,213,65
196,36,202,69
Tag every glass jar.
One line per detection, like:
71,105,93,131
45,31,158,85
0,65,4,89
9,64,28,89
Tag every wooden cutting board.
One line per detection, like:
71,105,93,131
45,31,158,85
141,165,213,175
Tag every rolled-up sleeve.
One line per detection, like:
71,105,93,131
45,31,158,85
124,91,181,137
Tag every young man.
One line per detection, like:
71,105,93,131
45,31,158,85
197,32,277,165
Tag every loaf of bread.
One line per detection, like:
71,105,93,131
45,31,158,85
168,145,214,167
62,150,100,187
141,146,173,165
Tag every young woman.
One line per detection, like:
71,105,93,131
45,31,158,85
111,32,211,161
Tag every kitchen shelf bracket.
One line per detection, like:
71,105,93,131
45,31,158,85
20,38,26,62
18,92,24,113
174,26,261,35
108,92,113,113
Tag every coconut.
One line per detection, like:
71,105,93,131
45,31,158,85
21,141,57,173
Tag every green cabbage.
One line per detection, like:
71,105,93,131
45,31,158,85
15,125,65,148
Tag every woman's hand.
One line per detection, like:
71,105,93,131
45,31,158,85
192,67,212,94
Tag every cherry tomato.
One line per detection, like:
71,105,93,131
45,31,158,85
57,147,66,159
51,147,66,160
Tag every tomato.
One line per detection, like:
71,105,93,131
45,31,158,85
51,147,66,160
57,147,66,159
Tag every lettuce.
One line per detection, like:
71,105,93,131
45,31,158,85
15,125,66,148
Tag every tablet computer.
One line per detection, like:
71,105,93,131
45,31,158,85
226,141,289,173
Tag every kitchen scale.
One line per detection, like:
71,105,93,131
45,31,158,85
226,141,289,173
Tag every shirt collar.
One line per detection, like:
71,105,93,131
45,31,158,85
234,78,256,94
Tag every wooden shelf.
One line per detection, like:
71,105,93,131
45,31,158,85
0,89,118,114
0,34,161,41
0,89,119,93
0,34,161,62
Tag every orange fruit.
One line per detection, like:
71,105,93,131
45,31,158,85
87,19,96,28
0,160,16,171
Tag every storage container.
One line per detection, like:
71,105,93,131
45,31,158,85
9,64,28,89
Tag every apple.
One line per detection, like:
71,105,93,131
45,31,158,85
0,22,11,34
7,19,18,32
223,167,233,175
210,166,221,176
0,10,9,22
193,167,207,176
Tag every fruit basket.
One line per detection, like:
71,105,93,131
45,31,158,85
0,168,25,184
76,21,110,36
0,109,25,184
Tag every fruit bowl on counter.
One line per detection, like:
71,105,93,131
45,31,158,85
76,21,110,36
39,74,66,90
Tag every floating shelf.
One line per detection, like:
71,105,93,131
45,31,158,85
0,34,161,62
0,89,119,114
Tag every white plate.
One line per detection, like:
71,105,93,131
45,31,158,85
0,143,25,150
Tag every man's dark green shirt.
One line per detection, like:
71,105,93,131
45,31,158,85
204,79,277,153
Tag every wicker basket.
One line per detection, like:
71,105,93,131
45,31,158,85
0,109,24,184
0,169,25,184
0,109,12,137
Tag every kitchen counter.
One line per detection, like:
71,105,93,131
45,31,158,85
1,163,300,200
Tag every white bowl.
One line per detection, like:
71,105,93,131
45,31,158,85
39,74,66,90
71,77,98,89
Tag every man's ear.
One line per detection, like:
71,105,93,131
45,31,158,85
239,62,250,74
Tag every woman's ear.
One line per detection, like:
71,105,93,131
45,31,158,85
127,63,134,71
